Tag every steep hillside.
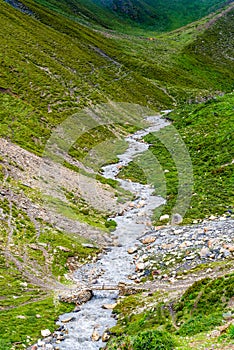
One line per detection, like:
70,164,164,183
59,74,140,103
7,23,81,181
95,0,231,32
1,0,233,157
0,1,233,348
20,0,230,33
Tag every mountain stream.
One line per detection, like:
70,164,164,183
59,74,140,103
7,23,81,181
55,114,170,349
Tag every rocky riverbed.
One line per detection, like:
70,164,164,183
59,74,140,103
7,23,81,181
129,216,234,285
28,113,234,350
29,215,234,350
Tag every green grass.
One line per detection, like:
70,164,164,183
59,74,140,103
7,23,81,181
1,0,233,160
118,93,234,223
0,297,74,348
107,273,234,349
0,1,234,347
44,194,111,231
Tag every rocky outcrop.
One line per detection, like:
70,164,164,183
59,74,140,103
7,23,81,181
59,289,93,304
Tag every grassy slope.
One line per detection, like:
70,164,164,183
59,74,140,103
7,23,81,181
117,7,234,222
107,273,234,349
0,0,167,153
110,4,234,103
26,0,230,34
120,93,234,223
0,1,233,348
0,208,96,347
1,0,233,159
0,162,101,347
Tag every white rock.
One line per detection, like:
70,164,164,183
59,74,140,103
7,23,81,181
61,316,74,323
138,200,146,207
174,229,183,234
199,247,210,258
20,282,28,287
160,214,169,221
41,329,51,337
127,247,138,254
102,331,110,342
37,339,45,346
102,303,117,310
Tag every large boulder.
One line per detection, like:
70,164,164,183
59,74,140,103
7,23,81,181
59,288,93,304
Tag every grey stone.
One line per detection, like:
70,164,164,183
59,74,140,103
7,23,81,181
171,213,183,225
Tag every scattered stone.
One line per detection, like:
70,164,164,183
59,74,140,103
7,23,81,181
138,200,146,208
180,241,192,248
209,330,221,338
160,214,169,221
127,247,138,254
142,236,156,245
91,328,100,341
20,282,28,287
82,243,97,249
57,332,65,339
59,289,93,304
58,246,71,252
102,331,110,342
16,315,26,319
41,329,51,337
73,305,81,313
102,303,117,310
199,247,210,258
61,316,75,323
222,312,233,320
135,262,145,271
37,340,45,347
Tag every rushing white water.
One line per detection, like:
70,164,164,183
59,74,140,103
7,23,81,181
56,115,169,349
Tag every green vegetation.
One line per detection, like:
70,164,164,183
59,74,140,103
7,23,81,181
44,194,111,231
0,0,233,347
0,193,98,348
28,0,229,34
108,330,176,350
175,275,234,333
119,93,234,223
108,273,234,349
1,0,233,158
